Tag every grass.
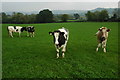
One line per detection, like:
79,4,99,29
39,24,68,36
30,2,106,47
2,22,119,78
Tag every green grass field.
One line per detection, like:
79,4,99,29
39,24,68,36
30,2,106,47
2,22,119,78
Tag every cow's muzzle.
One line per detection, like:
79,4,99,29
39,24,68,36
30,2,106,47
55,44,59,46
101,37,106,42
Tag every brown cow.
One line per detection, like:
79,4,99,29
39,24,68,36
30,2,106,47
95,27,111,53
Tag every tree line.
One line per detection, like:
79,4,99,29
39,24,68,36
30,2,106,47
85,9,120,22
1,9,119,24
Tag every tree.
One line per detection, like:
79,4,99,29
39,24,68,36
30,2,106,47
61,14,69,22
36,9,54,23
99,10,109,21
53,14,61,22
12,12,25,24
85,11,93,21
25,14,36,23
86,10,109,22
2,12,8,23
111,8,120,21
74,13,80,20
110,13,117,21
113,9,119,18
94,11,100,21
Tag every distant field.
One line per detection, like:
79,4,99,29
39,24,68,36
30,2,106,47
2,22,119,78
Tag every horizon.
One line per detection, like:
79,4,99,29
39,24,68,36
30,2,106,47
2,7,118,12
2,7,118,16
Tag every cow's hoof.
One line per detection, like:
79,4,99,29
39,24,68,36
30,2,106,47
104,51,106,53
103,48,106,53
62,55,65,58
96,48,98,52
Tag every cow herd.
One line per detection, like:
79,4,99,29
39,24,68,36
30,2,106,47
7,26,111,58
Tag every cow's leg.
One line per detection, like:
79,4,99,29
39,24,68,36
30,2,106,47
96,43,101,52
10,32,13,37
30,33,32,37
62,47,65,58
31,32,33,37
102,41,107,53
55,45,59,58
62,35,69,58
62,50,65,58
27,32,29,37
32,32,34,37
56,49,59,58
29,33,31,37
103,48,106,53
19,32,21,37
62,43,67,58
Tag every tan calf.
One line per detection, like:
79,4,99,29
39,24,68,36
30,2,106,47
95,27,111,53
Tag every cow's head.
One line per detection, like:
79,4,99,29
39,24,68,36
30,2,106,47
27,26,35,32
21,27,27,32
98,27,111,41
49,30,64,45
31,27,35,32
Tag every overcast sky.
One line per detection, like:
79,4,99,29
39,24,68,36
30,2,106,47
2,2,118,12
1,0,119,2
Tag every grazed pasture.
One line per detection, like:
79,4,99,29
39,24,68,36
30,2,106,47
2,22,119,78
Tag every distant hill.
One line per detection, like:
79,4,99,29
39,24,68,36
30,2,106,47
52,8,117,16
52,10,87,15
90,8,117,16
91,8,116,12
4,8,117,17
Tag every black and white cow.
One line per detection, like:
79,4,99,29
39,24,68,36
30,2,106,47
7,26,27,37
49,27,69,58
26,26,35,37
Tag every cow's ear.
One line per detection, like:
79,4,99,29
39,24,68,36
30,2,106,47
49,32,53,35
61,32,64,35
98,28,102,31
107,29,111,32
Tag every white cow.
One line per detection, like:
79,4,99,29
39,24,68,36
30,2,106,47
7,26,27,37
